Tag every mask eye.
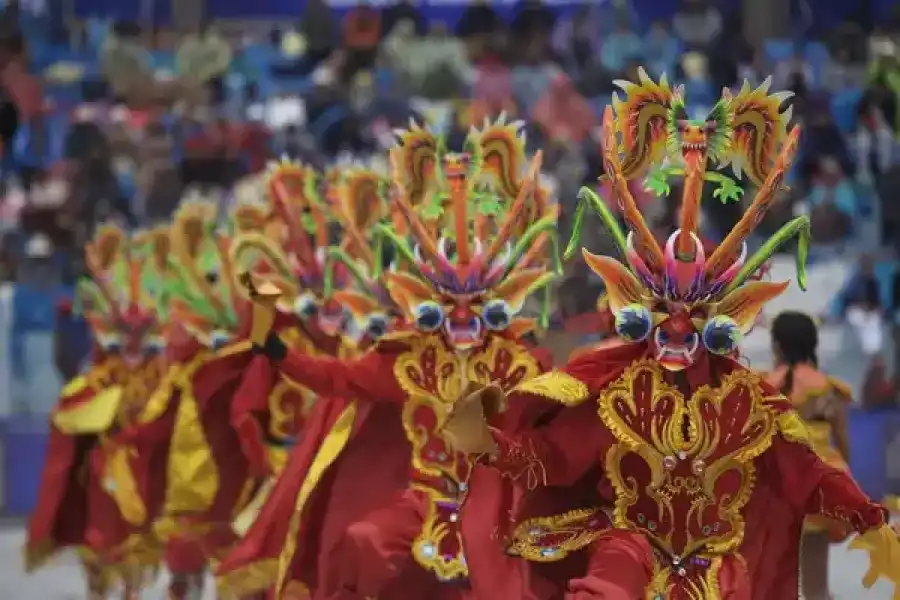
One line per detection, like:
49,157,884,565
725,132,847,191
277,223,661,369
615,304,653,342
366,315,389,339
414,301,444,332
205,269,220,285
142,336,166,353
210,330,232,351
294,294,319,319
98,334,122,352
702,315,741,356
482,299,512,331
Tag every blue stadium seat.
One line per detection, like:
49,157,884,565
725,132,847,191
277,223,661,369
804,41,830,68
764,39,796,64
831,88,864,134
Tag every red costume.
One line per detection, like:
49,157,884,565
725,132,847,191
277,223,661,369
228,162,394,480
26,224,170,598
217,120,562,599
444,74,900,600
94,203,275,600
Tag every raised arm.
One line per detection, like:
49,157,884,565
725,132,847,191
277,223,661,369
245,275,403,404
256,331,403,403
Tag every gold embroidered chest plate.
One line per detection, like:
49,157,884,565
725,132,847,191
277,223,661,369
392,333,542,582
599,360,780,559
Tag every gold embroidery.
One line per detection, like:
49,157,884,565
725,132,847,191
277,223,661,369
775,410,811,446
410,490,468,582
508,508,607,561
515,370,590,405
644,554,725,600
395,334,541,480
599,360,778,559
394,334,542,580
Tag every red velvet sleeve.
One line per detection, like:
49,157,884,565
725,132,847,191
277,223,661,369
770,434,887,533
274,345,405,404
485,399,609,488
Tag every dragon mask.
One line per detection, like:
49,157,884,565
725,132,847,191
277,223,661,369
378,117,561,350
570,76,807,372
75,223,171,366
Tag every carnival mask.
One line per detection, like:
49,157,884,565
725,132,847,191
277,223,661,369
572,93,806,372
78,224,170,365
385,267,550,351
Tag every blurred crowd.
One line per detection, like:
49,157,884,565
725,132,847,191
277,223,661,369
3,0,900,409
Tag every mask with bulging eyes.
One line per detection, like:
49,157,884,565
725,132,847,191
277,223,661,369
293,293,319,321
364,313,390,340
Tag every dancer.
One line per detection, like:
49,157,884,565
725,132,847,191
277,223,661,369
227,161,398,480
443,76,900,600
222,120,561,600
103,202,268,600
217,161,405,598
765,311,853,600
26,224,170,599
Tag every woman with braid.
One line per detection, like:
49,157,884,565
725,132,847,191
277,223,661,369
765,311,853,600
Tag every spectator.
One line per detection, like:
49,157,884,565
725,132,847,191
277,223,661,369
800,103,854,185
379,19,417,89
600,17,642,75
300,0,339,68
341,2,382,80
804,156,858,244
840,255,885,357
53,297,90,382
466,60,516,126
532,74,596,145
644,20,679,78
137,122,182,222
511,38,559,110
415,22,471,100
0,0,19,37
861,357,896,409
834,253,882,316
101,22,152,99
551,5,602,76
511,0,555,44
672,0,722,49
824,46,868,92
383,0,424,37
774,50,815,92
10,233,65,414
856,77,897,179
176,21,232,105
